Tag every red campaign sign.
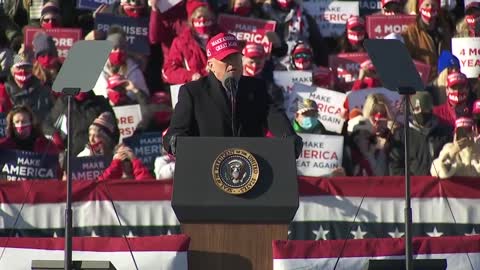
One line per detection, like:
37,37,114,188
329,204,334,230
413,60,431,84
329,53,370,91
366,15,416,39
218,14,276,55
24,27,83,61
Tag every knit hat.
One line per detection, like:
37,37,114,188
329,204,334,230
437,51,460,75
242,43,265,58
347,115,373,133
447,72,467,87
32,32,58,58
382,0,403,7
12,53,32,68
410,91,433,112
107,31,128,50
186,0,209,18
296,98,318,114
41,1,60,18
107,74,127,89
346,16,365,30
90,112,116,138
206,33,241,60
473,99,480,114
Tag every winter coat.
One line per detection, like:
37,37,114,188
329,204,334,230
431,142,480,179
42,92,119,157
4,76,54,122
98,158,154,181
148,2,188,57
0,135,58,154
389,119,452,176
162,28,209,85
402,20,452,81
93,58,149,98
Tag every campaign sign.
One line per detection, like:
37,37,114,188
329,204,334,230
366,15,416,39
303,0,360,37
346,87,403,123
329,52,370,91
452,37,480,78
95,13,150,54
71,156,110,180
0,113,6,137
359,0,381,16
155,0,182,13
77,0,117,10
113,104,142,141
24,27,82,61
218,14,276,54
296,133,344,177
0,149,59,181
289,83,346,133
123,132,162,169
273,70,312,110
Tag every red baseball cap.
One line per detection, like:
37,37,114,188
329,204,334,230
347,16,365,30
206,33,241,61
242,43,265,58
455,117,474,131
360,60,375,71
447,72,467,87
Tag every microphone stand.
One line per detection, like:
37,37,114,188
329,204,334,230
62,87,80,270
230,89,236,137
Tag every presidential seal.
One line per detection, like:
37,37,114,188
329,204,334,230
212,148,259,195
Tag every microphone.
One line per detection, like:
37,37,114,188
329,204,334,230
222,74,239,136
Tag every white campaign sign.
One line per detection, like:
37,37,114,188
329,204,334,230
155,0,182,13
170,84,182,109
296,133,344,177
346,87,403,123
113,104,142,141
452,37,480,78
289,83,346,133
273,70,313,110
303,0,360,37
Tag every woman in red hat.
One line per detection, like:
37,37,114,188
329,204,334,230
455,1,480,37
401,0,452,81
162,0,219,84
338,16,368,53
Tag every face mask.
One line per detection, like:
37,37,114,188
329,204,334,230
294,57,311,70
14,123,32,138
347,30,365,46
41,20,59,29
107,89,128,106
243,63,263,77
466,15,479,37
123,4,145,18
277,0,293,9
414,112,432,126
300,116,317,130
447,89,467,106
192,18,214,35
420,7,438,24
37,55,58,69
89,141,103,154
75,92,89,102
109,50,127,66
233,6,251,16
13,70,32,86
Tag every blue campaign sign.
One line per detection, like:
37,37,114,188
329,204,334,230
77,0,117,10
95,13,150,55
71,156,110,180
123,132,162,170
0,113,6,137
0,149,59,180
360,0,381,16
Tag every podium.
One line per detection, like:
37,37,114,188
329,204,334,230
172,137,299,270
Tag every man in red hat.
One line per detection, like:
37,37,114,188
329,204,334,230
163,33,301,157
433,72,472,128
